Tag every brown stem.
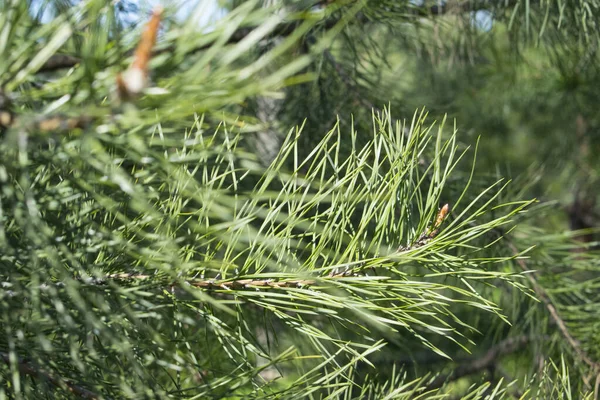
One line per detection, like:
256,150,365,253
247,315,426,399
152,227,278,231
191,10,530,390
38,54,81,73
100,207,449,290
4,114,93,133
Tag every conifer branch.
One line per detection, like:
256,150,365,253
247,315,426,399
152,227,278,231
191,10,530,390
70,205,452,292
38,54,80,72
93,205,450,289
37,1,487,75
1,114,93,133
37,20,317,74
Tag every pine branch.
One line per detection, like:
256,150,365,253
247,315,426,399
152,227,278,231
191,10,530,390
36,0,486,75
1,114,93,133
89,205,450,290
38,54,81,73
1,88,94,133
0,352,101,399
37,19,323,74
9,205,450,295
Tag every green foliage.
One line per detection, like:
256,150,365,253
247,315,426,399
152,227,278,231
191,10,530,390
0,99,532,396
1,0,599,398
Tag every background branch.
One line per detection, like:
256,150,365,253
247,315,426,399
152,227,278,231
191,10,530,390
425,335,533,390
0,352,100,399
508,241,600,387
38,54,81,72
37,0,492,74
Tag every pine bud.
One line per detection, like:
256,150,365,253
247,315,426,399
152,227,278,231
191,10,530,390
117,6,163,99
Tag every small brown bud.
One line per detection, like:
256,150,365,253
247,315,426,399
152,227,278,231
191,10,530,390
117,7,163,99
433,204,450,230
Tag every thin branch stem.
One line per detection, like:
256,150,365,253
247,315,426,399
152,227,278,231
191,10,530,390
38,54,80,72
95,208,449,290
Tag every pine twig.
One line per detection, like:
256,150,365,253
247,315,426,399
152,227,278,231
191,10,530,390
1,114,93,134
398,204,450,251
100,274,317,290
99,205,451,290
38,54,80,73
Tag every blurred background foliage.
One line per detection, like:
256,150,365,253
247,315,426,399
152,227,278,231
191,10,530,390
1,0,600,398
